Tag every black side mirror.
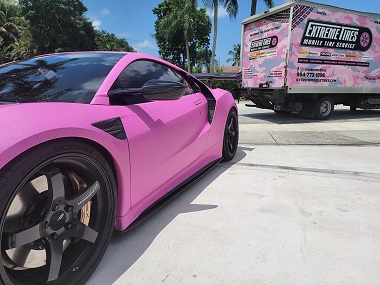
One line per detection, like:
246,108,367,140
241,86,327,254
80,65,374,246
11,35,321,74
141,79,187,100
108,88,142,98
108,80,186,102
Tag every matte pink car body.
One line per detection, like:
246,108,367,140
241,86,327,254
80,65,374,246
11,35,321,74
0,52,236,231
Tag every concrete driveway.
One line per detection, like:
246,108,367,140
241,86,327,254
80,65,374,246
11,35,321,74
239,103,380,145
89,103,380,285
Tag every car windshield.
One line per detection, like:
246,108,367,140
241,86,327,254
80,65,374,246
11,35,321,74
0,53,125,104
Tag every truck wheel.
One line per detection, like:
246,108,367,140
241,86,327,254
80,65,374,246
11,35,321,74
315,96,334,120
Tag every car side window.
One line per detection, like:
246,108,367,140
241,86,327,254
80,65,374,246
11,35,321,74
111,60,195,95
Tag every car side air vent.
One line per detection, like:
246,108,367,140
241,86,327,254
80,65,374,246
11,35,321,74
92,117,127,140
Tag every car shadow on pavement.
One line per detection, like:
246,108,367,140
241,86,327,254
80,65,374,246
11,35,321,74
88,146,253,284
242,108,380,124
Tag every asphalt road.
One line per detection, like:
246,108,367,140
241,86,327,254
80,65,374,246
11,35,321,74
89,102,380,285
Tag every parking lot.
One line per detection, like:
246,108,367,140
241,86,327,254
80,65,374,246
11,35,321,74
89,102,380,285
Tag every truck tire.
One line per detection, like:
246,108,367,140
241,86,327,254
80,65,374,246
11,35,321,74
315,96,334,120
350,106,357,112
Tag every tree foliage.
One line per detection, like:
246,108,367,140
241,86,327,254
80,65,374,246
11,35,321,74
250,0,275,16
0,0,22,46
202,0,238,72
157,0,197,72
0,0,134,63
95,30,134,52
19,0,96,54
0,0,25,62
153,0,211,72
227,43,240,66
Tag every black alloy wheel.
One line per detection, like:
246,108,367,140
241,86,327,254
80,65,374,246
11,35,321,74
222,108,239,161
0,140,116,285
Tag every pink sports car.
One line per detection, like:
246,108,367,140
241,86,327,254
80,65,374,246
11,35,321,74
0,52,238,285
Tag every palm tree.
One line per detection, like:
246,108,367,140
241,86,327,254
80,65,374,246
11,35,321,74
5,38,36,61
159,0,197,72
202,0,238,72
0,1,21,46
227,43,240,66
251,0,275,16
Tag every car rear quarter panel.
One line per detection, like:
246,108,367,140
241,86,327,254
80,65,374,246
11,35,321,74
205,88,238,152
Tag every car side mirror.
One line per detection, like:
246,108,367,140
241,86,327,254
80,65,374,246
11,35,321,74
108,88,142,98
108,80,186,102
141,79,187,100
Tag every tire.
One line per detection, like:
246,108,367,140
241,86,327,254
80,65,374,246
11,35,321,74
350,106,357,112
0,139,116,285
222,108,239,161
315,96,334,120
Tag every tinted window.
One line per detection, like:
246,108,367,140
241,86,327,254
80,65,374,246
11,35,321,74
112,60,194,95
0,53,124,104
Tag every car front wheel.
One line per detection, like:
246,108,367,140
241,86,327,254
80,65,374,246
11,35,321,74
0,140,116,285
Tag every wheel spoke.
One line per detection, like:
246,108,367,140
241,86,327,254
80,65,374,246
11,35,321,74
81,225,98,243
67,181,100,213
11,245,32,267
67,219,98,243
3,223,43,249
228,119,233,131
45,167,66,201
3,215,23,233
228,140,233,152
46,239,64,282
18,182,40,205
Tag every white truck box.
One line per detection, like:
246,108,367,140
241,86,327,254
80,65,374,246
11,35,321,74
240,0,380,119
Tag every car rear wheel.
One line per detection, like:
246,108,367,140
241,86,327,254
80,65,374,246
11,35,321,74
0,140,116,285
222,108,239,161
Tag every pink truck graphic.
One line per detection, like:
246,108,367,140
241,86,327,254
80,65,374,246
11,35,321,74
239,0,380,119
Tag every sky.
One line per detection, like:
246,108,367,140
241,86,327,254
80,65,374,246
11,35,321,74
82,0,380,66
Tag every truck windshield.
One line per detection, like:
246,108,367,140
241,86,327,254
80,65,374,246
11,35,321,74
0,53,124,104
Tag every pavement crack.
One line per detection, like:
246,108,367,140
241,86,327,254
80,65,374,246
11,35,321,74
234,162,380,181
268,131,278,144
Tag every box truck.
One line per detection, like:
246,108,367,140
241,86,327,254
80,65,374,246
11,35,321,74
239,0,380,119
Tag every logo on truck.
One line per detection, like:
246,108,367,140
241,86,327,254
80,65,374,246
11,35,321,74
301,20,372,51
250,36,278,52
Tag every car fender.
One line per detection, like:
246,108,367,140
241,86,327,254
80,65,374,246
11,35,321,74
0,102,132,219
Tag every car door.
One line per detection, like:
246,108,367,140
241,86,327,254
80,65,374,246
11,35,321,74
111,60,210,207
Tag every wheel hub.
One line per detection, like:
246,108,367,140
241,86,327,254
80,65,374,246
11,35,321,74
49,211,67,231
44,204,72,239
320,101,331,115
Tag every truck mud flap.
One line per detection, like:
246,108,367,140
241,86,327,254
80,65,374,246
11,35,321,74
246,88,287,110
